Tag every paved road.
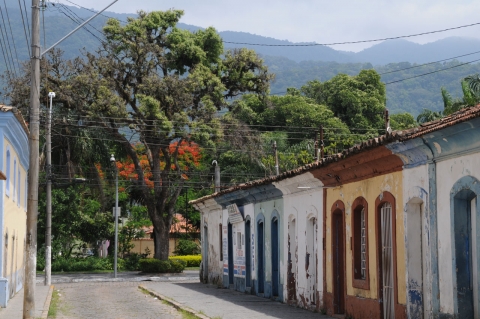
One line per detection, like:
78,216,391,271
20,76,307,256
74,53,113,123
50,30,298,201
143,281,334,319
53,282,184,319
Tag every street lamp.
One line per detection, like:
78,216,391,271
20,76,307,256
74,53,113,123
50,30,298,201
45,91,55,286
110,154,119,279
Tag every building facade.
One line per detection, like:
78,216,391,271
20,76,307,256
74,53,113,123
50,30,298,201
192,104,480,319
0,106,29,307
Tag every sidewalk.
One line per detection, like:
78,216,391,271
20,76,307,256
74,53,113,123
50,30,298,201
0,284,53,319
141,281,334,319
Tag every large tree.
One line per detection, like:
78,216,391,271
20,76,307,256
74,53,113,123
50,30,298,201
78,11,270,259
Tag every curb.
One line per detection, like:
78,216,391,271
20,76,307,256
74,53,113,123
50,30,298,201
138,285,209,319
40,285,54,319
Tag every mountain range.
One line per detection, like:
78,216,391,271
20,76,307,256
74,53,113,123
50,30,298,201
1,0,480,115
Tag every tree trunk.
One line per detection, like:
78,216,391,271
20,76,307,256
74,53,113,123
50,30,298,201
152,217,170,260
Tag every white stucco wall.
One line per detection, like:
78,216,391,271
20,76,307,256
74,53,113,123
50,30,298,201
436,153,480,315
275,172,324,308
402,165,431,318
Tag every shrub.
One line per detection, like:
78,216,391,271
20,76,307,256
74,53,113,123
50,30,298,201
139,258,185,273
124,253,144,271
169,259,185,273
174,239,200,255
51,257,114,272
37,256,46,271
169,255,201,267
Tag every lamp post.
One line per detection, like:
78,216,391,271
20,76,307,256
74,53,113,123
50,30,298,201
110,154,119,278
45,91,55,286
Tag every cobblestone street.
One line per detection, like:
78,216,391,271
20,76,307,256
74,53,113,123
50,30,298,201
53,282,184,319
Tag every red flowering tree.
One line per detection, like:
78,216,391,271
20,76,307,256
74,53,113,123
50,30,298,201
116,141,202,190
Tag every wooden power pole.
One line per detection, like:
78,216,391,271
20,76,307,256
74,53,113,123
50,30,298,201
24,0,40,317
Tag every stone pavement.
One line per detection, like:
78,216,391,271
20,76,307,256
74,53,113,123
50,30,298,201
54,281,183,319
0,284,53,319
142,281,335,319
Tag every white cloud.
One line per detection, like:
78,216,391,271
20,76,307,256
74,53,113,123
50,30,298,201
58,0,480,52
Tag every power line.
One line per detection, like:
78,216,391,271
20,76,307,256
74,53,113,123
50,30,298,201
17,0,30,55
223,21,480,47
385,57,480,85
50,2,480,49
54,3,105,45
2,0,20,72
0,4,17,77
379,50,480,75
62,0,128,24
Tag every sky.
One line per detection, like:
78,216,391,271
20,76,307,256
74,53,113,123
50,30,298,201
57,0,480,52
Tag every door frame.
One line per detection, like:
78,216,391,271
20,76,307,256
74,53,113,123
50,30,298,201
331,200,346,315
375,191,399,319
449,175,480,318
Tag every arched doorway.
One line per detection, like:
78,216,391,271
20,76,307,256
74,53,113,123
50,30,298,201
453,189,475,318
257,220,265,294
203,224,208,282
271,217,279,297
376,192,397,319
287,217,297,302
245,219,252,288
331,201,345,315
306,217,316,305
228,222,234,286
406,197,425,318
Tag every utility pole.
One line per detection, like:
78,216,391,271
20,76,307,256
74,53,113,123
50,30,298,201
45,92,55,286
24,1,119,317
24,0,40,317
320,125,324,160
213,160,220,193
385,109,391,133
110,154,119,279
273,141,279,176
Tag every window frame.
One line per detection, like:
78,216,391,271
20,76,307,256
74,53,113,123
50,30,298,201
351,196,370,290
17,169,21,206
13,158,16,202
5,149,10,196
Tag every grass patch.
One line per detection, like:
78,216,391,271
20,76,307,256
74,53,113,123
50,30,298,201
179,308,199,319
185,267,200,271
48,289,60,317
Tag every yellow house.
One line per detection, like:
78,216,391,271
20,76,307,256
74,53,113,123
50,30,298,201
309,144,407,319
0,106,29,307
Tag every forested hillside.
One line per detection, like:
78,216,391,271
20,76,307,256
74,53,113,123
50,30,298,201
265,56,480,115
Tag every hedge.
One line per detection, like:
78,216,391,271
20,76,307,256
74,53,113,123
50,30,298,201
169,255,201,267
139,258,185,273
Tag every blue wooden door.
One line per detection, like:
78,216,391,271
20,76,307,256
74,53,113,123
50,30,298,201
228,223,234,285
258,221,265,294
272,218,279,297
245,220,252,287
454,196,474,318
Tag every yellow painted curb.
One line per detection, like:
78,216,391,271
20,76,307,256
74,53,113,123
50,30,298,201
138,285,210,319
40,285,54,319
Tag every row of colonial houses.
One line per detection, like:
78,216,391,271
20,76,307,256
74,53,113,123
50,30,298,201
191,104,480,319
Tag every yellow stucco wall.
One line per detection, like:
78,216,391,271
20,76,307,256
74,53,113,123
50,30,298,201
3,138,27,290
325,171,406,305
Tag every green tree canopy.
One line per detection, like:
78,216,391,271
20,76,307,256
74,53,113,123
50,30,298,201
301,69,387,139
390,113,417,130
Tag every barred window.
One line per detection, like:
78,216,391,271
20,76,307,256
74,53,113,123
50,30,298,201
353,201,368,285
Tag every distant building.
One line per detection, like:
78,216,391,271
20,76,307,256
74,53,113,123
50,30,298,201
0,106,29,307
130,213,200,257
192,104,480,318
